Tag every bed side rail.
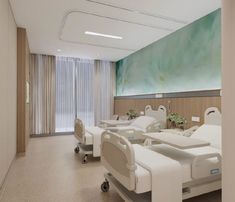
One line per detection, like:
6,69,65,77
192,153,222,179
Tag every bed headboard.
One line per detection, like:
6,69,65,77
101,131,136,191
204,107,221,125
145,105,167,128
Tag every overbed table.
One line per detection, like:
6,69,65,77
143,132,210,149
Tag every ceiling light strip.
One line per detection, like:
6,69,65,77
85,31,123,39
86,0,188,25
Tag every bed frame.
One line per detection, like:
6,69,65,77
145,105,167,129
107,105,167,143
204,107,221,125
101,132,221,201
74,118,93,163
100,107,222,202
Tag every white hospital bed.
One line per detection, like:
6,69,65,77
73,115,160,163
100,107,222,202
106,105,167,137
74,118,105,163
74,105,167,163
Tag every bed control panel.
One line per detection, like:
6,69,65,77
210,168,220,175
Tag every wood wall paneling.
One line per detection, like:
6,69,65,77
114,97,221,128
17,28,30,153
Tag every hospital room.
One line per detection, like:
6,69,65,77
1,0,235,202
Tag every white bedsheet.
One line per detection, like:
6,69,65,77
86,127,105,157
135,164,151,193
190,124,221,150
133,144,182,202
84,132,93,145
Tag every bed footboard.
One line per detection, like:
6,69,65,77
101,131,137,191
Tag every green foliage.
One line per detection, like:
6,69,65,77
126,109,138,120
167,113,187,128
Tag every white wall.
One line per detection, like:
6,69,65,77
0,0,17,187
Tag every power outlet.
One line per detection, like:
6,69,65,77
192,116,200,122
155,93,163,98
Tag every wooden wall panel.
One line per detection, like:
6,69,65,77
114,96,221,128
17,28,30,153
25,36,30,146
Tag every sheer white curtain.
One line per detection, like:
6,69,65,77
30,54,56,134
55,57,75,132
75,59,95,126
55,57,115,132
94,60,116,125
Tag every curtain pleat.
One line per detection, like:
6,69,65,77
94,60,116,125
75,59,95,127
30,54,56,134
55,57,75,132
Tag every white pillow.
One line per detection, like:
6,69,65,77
191,124,221,150
130,116,155,130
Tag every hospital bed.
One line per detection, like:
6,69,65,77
100,107,221,202
74,118,105,163
74,105,167,163
106,105,167,134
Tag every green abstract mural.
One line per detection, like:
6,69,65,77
116,9,221,96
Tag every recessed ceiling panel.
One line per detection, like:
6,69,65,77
60,11,178,51
87,0,221,22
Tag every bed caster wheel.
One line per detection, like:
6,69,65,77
101,181,109,192
74,147,80,154
82,155,88,164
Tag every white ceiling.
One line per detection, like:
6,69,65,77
10,0,221,61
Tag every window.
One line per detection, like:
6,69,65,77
55,57,115,132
